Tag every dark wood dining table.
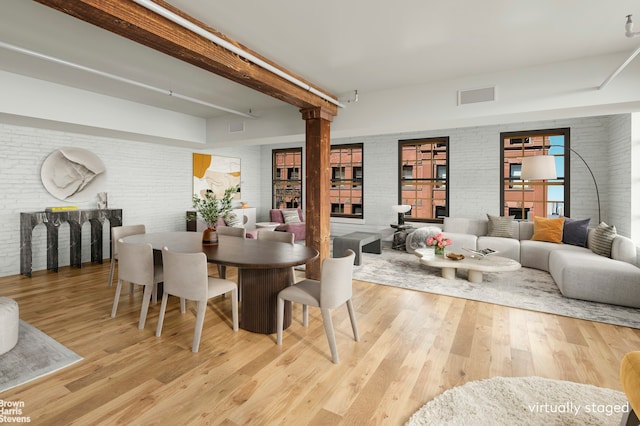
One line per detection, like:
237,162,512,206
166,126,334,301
122,231,318,334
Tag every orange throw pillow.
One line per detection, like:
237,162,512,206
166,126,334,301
531,216,565,243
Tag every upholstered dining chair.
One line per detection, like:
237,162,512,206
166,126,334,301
215,226,247,279
108,224,146,287
276,249,358,364
111,239,162,330
157,247,238,353
258,230,296,285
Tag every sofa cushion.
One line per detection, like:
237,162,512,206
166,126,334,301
443,218,487,236
531,216,565,244
486,215,514,238
590,222,617,258
477,236,521,262
550,249,640,308
562,217,590,247
519,239,586,271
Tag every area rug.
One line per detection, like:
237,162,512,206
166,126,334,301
352,246,640,329
406,376,628,426
0,321,83,393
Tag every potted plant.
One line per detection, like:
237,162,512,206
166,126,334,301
190,185,238,244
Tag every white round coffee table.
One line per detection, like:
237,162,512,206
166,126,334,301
416,251,521,283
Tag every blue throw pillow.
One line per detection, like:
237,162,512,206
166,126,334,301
562,217,590,247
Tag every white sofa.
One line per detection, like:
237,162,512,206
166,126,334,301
406,217,640,308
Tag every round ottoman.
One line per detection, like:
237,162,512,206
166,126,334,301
0,297,19,355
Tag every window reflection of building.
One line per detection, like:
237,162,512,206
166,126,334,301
272,148,302,209
330,144,363,218
399,137,449,222
502,129,568,220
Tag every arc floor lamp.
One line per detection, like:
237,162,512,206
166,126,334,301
520,146,601,224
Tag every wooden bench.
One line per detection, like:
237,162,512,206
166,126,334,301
333,232,382,266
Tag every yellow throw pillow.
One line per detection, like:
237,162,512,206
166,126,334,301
531,216,565,243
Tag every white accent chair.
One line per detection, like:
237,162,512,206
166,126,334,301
108,224,146,287
110,239,162,329
156,247,238,353
276,249,358,364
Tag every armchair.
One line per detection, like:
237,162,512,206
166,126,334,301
269,208,306,241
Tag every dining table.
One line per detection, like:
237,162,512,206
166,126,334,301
122,231,318,334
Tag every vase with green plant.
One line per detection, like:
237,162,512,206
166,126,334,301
189,185,238,245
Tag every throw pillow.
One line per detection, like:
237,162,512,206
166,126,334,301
531,216,565,243
224,213,244,228
486,214,514,238
562,217,590,247
282,209,301,224
591,222,617,258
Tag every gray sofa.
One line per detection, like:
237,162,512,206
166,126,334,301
405,217,640,308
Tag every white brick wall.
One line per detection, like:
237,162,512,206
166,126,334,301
0,124,262,277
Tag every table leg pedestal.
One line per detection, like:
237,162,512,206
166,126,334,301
441,267,456,280
467,270,483,283
240,268,291,334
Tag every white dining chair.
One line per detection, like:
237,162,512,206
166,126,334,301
156,247,238,353
108,224,146,287
111,239,162,329
215,226,246,279
276,249,358,364
258,230,296,285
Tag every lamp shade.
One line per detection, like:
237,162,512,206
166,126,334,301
391,204,412,214
521,155,557,180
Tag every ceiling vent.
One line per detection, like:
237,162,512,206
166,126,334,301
228,121,245,133
457,86,496,105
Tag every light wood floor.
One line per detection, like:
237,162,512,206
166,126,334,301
1,261,639,425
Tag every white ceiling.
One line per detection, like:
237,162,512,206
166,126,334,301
1,0,640,119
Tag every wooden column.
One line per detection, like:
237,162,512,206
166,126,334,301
301,107,334,280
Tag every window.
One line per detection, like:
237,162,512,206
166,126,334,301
501,129,569,219
272,148,302,209
330,144,363,218
399,137,449,222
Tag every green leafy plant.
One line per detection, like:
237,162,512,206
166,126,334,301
189,185,238,228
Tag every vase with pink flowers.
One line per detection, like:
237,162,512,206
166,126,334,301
426,233,452,256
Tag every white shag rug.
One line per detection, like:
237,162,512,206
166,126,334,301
406,376,629,426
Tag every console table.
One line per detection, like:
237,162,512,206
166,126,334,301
20,209,122,277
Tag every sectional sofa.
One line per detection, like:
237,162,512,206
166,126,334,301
405,217,640,309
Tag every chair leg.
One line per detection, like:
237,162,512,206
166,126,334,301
192,300,207,352
111,278,123,317
276,296,284,345
621,406,639,426
155,292,169,337
151,283,158,304
129,282,135,295
108,258,116,287
231,288,239,332
180,298,186,313
138,284,153,329
302,305,309,327
321,308,339,364
346,299,360,341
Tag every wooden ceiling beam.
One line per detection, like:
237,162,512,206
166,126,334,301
33,0,339,116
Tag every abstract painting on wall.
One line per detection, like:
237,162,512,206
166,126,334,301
193,153,241,200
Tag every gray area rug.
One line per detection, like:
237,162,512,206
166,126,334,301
0,320,83,393
405,376,627,426
352,246,640,329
